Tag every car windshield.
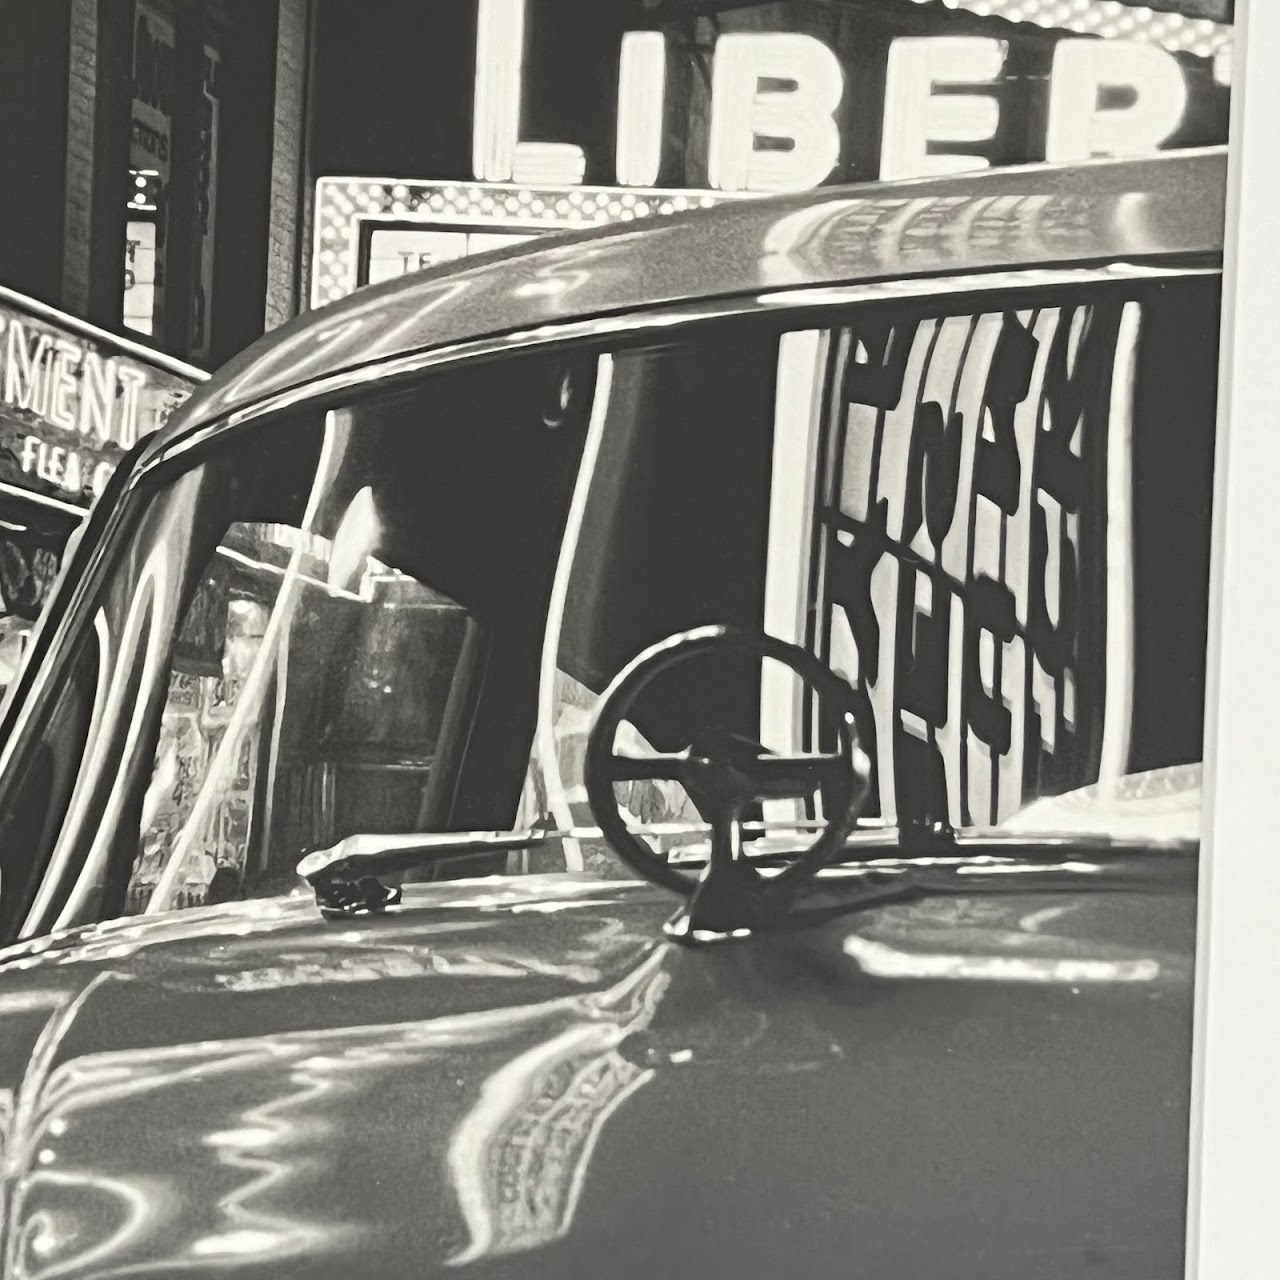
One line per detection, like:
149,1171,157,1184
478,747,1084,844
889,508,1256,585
1,283,1217,932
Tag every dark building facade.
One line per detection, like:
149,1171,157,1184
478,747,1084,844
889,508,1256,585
0,0,307,367
0,0,308,683
305,0,1233,305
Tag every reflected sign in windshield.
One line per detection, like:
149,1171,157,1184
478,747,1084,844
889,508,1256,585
818,300,1138,829
814,294,1196,832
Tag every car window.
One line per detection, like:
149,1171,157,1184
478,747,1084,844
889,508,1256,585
123,354,594,917
0,324,796,935
0,279,1218,939
0,345,592,936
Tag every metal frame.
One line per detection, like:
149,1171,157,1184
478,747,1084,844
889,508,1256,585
147,261,1218,475
901,0,1232,64
310,177,751,311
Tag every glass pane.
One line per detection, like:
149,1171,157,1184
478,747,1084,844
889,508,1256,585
94,344,599,920
128,522,472,912
6,284,1219,935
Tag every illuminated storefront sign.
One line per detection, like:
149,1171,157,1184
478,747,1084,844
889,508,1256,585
473,0,1230,193
312,1,1230,308
0,291,201,506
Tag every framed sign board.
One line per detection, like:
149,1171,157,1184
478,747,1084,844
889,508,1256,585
310,177,747,309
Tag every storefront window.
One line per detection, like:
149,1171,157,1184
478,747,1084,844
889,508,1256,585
0,292,200,706
127,1,176,340
123,172,162,336
123,0,224,358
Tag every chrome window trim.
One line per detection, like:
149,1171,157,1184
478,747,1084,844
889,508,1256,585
142,261,1220,480
0,258,1221,935
0,482,90,521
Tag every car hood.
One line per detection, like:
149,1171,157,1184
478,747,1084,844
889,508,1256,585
0,869,1196,1279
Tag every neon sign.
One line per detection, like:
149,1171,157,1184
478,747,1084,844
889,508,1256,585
0,294,200,506
310,2,1230,309
473,1,1231,193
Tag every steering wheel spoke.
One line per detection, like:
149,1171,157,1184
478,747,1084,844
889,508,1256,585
748,752,847,800
603,750,690,784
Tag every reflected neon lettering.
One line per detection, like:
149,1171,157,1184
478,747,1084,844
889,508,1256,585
819,301,1138,828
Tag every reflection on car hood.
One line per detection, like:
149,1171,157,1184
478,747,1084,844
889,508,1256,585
0,868,1195,1278
999,764,1202,843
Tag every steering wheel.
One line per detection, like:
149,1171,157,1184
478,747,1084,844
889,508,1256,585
584,626,871,938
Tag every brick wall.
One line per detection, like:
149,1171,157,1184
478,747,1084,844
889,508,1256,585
55,0,135,330
264,0,308,331
61,0,98,316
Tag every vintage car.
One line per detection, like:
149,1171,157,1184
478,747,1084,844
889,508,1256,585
0,146,1223,1277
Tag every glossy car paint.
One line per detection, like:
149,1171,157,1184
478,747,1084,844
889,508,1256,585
0,870,1194,1279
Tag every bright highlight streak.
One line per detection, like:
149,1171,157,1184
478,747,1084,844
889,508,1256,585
1046,39,1188,162
617,32,666,188
843,934,1161,984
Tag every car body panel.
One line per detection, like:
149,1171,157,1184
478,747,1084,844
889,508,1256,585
0,148,1218,1278
148,149,1226,456
0,869,1194,1278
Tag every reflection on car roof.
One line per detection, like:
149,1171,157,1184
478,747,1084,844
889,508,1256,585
152,148,1226,456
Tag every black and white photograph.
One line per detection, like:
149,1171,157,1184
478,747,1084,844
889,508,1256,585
0,1,1263,1276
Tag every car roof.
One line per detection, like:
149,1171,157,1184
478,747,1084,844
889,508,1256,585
155,147,1226,454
